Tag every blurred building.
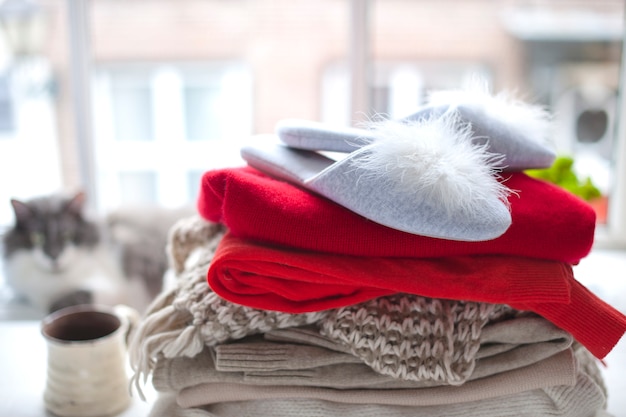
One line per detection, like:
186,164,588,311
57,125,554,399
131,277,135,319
0,0,623,222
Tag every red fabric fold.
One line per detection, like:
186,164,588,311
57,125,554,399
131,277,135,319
515,278,626,360
198,167,595,264
207,233,626,360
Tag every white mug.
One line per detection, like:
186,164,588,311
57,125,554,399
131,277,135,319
41,304,139,417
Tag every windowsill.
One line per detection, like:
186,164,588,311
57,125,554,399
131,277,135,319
590,223,626,251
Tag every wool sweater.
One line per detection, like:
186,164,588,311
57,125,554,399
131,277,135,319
207,232,626,360
197,167,595,264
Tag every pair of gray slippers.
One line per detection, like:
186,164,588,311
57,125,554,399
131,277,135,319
241,88,556,242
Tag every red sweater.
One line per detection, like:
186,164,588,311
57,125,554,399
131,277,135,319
207,232,626,360
198,167,595,264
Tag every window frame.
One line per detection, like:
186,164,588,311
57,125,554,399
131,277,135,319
597,33,626,249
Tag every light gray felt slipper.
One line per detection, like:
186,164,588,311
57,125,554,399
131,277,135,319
242,114,513,241
276,118,374,153
276,86,556,171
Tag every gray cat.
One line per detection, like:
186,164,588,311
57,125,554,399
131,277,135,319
1,191,191,315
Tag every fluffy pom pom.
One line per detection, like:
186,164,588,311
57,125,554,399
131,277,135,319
427,77,553,149
352,113,510,216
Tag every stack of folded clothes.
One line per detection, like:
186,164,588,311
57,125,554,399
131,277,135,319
129,85,626,417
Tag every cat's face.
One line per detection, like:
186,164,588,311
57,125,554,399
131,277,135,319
4,192,99,273
27,219,80,272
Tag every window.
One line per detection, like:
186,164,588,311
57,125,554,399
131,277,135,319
0,72,15,134
118,171,157,205
110,72,154,142
3,0,624,246
187,170,204,203
182,70,225,142
183,84,221,141
92,63,251,210
321,62,491,125
359,0,625,246
0,59,60,227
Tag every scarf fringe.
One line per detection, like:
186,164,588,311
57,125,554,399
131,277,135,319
129,292,198,399
129,217,227,400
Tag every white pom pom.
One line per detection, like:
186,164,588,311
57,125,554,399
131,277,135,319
352,113,510,217
428,77,553,149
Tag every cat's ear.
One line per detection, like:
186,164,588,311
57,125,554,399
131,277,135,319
10,199,33,224
66,191,86,216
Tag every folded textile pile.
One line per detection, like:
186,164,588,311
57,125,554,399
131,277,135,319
129,87,625,417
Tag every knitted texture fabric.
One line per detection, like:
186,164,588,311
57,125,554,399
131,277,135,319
152,393,611,417
320,295,510,384
208,232,573,309
130,216,513,395
153,353,608,417
176,359,603,413
207,231,626,359
149,348,607,417
151,314,575,393
129,216,326,398
197,166,595,263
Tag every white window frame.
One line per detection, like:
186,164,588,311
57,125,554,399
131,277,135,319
597,42,626,249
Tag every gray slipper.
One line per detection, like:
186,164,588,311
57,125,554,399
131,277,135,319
276,119,373,153
242,114,512,242
276,88,556,171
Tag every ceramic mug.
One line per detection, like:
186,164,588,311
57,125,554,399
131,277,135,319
41,304,139,417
